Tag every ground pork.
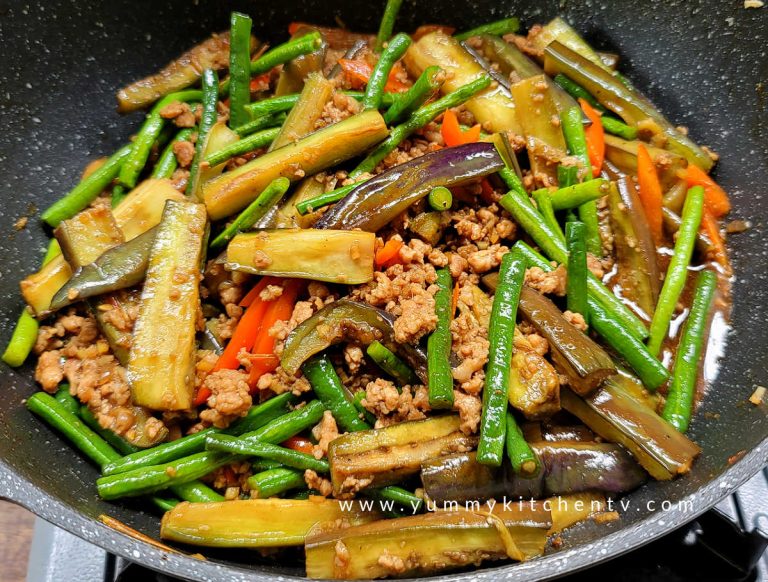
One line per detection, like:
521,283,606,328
564,310,588,332
311,410,340,459
525,264,567,296
97,290,140,334
172,140,196,168
451,204,516,246
159,101,196,128
343,344,365,375
351,260,438,344
256,366,311,396
453,390,482,434
361,379,430,427
315,91,361,130
207,461,252,494
199,369,252,428
305,469,334,497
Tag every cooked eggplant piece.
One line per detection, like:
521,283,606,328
409,211,445,245
203,110,389,220
543,41,713,170
604,134,687,190
328,415,476,497
530,17,609,71
305,505,551,579
421,442,645,503
281,299,428,381
509,328,561,418
271,72,334,151
49,226,156,312
510,75,568,187
404,31,521,135
548,492,607,533
116,32,248,113
561,378,701,480
518,286,616,395
275,26,328,97
226,229,374,284
161,498,378,548
524,422,595,443
195,121,239,198
127,200,208,411
315,142,503,232
21,179,184,317
606,178,661,318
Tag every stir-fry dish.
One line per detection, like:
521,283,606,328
6,2,735,578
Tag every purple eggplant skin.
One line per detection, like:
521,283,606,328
421,443,646,503
315,142,504,232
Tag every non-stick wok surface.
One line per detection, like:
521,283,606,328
0,0,767,580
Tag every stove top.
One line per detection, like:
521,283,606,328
27,469,768,582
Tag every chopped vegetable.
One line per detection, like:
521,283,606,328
636,143,665,245
366,341,419,386
375,238,403,267
363,33,412,110
428,185,453,210
302,354,371,432
270,72,334,151
375,0,404,52
247,467,307,498
228,12,253,129
427,268,455,408
441,108,480,146
186,70,219,198
505,410,539,476
204,127,280,167
384,65,444,125
683,164,731,218
206,435,329,473
565,221,589,322
454,17,521,41
580,98,605,177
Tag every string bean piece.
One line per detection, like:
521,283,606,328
499,167,527,198
367,341,419,386
295,181,364,215
477,248,526,466
351,75,491,178
601,116,638,140
368,485,424,512
220,31,323,95
384,66,444,125
545,178,609,211
228,12,253,129
41,144,133,227
532,189,564,244
565,221,589,323
235,113,287,137
363,33,412,110
505,410,539,475
247,467,306,498
151,128,194,179
427,268,455,409
375,0,404,53
79,405,141,456
54,385,79,416
553,74,604,112
302,355,370,432
428,186,453,211
206,435,329,473
558,164,580,188
662,269,717,432
204,127,280,167
186,69,219,197
455,17,521,41
647,186,706,356
209,177,290,249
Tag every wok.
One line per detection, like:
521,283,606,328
0,0,766,580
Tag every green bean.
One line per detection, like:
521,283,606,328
368,485,424,512
375,0,404,52
498,167,527,198
251,459,284,472
235,113,287,137
186,70,219,198
428,186,453,211
578,201,603,257
2,309,40,368
245,94,302,118
384,66,444,125
601,116,638,140
352,391,377,426
110,184,127,208
206,434,329,473
662,270,717,432
455,17,521,41
647,186,706,356
151,128,194,179
505,410,539,475
295,181,363,215
27,392,120,468
97,450,240,500
427,268,454,409
302,355,370,432
204,127,280,167
209,177,290,249
500,192,648,340
552,74,604,112
532,189,565,244
169,481,225,502
151,497,179,512
53,385,78,416
247,467,306,498
367,341,418,386
102,392,295,475
588,297,669,390
557,164,580,188
228,12,253,129
41,144,133,227
117,90,202,190
79,405,141,456
237,399,326,445
351,75,491,178
565,221,589,323
543,178,609,211
290,488,313,500
477,248,526,466
363,33,411,110
220,31,323,96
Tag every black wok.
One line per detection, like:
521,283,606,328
0,0,767,580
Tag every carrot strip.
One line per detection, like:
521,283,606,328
479,179,495,204
451,282,460,318
375,239,404,267
282,436,315,455
441,109,481,147
239,277,270,307
338,59,409,93
248,279,304,388
701,210,728,266
579,98,605,177
636,143,664,245
684,165,731,218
